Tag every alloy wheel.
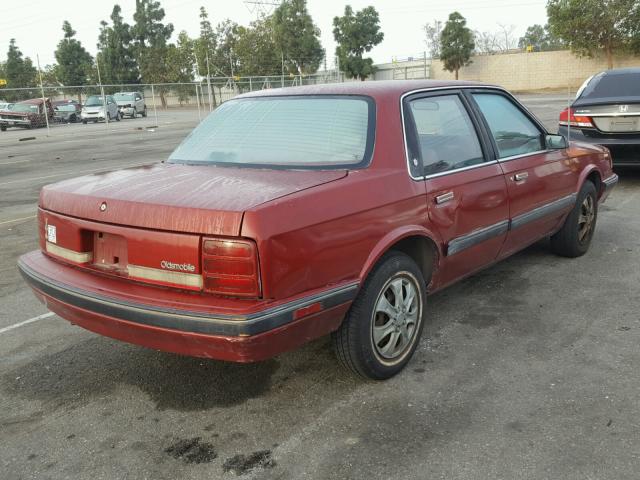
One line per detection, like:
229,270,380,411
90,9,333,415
578,195,595,243
371,273,422,362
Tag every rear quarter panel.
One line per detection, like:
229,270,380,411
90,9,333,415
241,169,429,300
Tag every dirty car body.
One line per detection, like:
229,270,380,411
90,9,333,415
0,98,54,131
19,80,618,379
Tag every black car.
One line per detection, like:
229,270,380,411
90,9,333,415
53,100,81,123
559,68,640,166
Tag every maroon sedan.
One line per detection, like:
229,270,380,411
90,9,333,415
19,81,618,379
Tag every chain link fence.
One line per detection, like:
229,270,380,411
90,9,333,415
0,71,343,139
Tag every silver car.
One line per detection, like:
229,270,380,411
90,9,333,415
114,92,147,118
81,95,120,123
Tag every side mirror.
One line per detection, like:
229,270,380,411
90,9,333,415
545,134,567,150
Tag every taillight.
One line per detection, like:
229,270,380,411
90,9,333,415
559,107,594,128
202,238,261,297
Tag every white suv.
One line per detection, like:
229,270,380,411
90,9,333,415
114,92,147,118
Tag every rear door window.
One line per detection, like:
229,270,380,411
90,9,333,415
406,94,486,176
472,93,543,159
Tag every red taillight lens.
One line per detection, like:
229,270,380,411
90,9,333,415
559,107,594,128
202,238,261,297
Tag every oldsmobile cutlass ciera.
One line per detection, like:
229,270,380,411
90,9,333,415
19,81,618,379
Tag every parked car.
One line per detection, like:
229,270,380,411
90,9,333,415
81,95,120,123
559,67,640,166
53,100,82,123
114,91,147,118
19,81,618,379
0,98,54,131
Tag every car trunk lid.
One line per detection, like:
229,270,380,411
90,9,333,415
39,163,347,292
574,102,640,134
40,162,347,236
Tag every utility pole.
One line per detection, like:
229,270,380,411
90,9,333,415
96,59,109,129
205,53,213,111
36,54,50,136
281,52,285,88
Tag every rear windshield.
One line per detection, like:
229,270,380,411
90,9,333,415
579,71,640,100
85,96,104,106
168,96,374,169
10,103,39,113
115,93,135,101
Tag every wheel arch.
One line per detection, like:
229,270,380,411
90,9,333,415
578,165,603,198
358,227,443,292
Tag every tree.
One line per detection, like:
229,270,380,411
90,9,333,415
194,6,216,77
54,21,93,103
424,20,443,58
272,0,324,75
167,31,196,104
547,0,640,69
132,0,174,90
518,23,564,51
210,19,240,77
440,12,474,80
235,17,281,77
474,30,499,55
496,23,517,51
96,5,138,85
333,5,384,81
4,39,37,100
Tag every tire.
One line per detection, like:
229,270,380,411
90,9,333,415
0,125,6,132
82,120,87,125
550,180,598,258
332,251,427,380
132,108,137,118
142,106,147,118
115,111,121,122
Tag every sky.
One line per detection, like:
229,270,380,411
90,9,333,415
0,0,549,69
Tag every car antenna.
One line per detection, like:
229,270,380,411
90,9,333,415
566,82,571,147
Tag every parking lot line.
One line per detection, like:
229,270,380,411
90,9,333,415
0,215,37,226
0,312,54,335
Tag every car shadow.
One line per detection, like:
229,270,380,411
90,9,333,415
2,332,358,413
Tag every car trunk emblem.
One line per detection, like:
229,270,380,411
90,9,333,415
619,105,629,113
99,202,107,212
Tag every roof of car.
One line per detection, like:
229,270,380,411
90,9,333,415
599,67,640,76
237,79,494,99
114,92,142,95
19,98,47,105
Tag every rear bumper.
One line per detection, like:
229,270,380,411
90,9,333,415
18,251,356,362
559,126,640,165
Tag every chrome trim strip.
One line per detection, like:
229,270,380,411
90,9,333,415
127,264,203,289
576,112,640,118
424,160,498,180
447,220,509,256
510,193,577,230
46,242,93,264
400,85,512,181
498,149,553,163
18,258,359,337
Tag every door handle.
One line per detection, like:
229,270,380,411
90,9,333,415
514,172,529,182
435,191,454,204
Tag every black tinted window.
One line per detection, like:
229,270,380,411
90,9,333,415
580,70,640,100
408,95,484,176
473,93,543,158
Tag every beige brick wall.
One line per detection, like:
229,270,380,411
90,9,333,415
430,50,640,91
